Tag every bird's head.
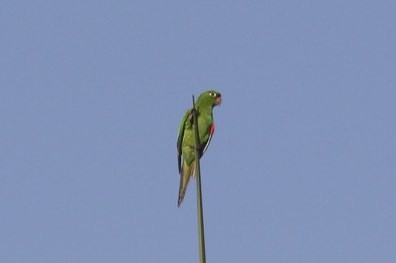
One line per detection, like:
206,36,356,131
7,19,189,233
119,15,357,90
196,90,222,108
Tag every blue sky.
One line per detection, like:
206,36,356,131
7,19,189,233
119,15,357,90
1,1,395,262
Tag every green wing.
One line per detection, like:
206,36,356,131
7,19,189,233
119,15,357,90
177,109,192,173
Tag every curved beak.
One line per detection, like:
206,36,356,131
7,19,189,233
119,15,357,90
215,96,222,106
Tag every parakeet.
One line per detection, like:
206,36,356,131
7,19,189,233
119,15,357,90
177,90,222,207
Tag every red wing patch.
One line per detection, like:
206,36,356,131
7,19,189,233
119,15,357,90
209,123,215,135
202,123,215,155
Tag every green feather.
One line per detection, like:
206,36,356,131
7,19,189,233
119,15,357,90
177,90,221,207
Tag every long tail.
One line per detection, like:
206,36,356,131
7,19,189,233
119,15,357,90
177,161,196,207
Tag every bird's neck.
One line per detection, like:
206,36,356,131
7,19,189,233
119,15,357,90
196,104,213,114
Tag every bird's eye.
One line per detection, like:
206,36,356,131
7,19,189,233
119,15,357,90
209,92,217,97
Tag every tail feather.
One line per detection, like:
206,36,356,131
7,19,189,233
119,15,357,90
177,161,196,207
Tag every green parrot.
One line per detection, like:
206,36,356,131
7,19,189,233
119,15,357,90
177,90,222,207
